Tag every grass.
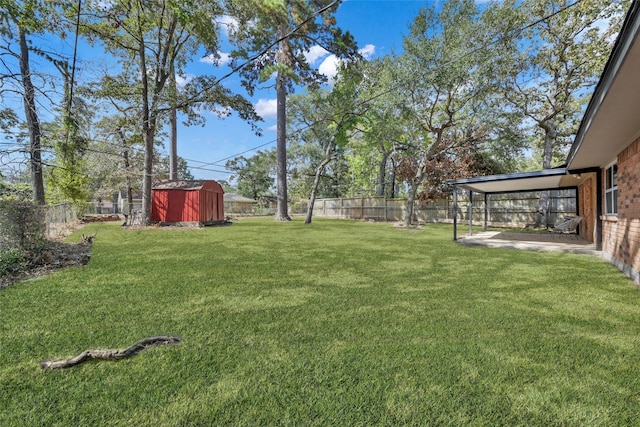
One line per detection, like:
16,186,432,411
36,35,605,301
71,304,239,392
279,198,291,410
1,217,639,426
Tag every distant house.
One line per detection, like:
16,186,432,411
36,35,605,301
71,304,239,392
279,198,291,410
89,198,116,214
224,193,258,214
152,180,225,225
448,2,640,285
117,190,142,214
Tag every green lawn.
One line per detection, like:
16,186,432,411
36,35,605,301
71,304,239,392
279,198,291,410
1,218,639,426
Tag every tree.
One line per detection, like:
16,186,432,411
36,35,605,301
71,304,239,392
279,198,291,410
226,150,276,200
225,0,359,221
347,57,407,198
45,60,92,206
0,0,56,205
287,129,351,200
396,0,493,225
286,62,366,223
87,69,145,220
156,154,193,181
83,0,260,225
0,107,19,162
489,0,630,226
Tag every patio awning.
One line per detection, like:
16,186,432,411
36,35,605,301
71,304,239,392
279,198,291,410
446,168,584,194
446,168,587,241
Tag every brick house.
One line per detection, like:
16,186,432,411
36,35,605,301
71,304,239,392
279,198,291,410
448,2,640,285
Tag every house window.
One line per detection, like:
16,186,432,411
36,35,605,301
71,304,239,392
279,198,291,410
605,164,618,215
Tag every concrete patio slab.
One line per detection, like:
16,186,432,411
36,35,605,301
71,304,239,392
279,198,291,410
457,231,599,255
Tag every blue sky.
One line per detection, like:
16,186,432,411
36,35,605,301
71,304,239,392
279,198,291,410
175,0,430,182
0,1,434,182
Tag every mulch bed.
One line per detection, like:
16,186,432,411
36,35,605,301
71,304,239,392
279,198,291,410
1,215,124,289
81,214,123,223
1,240,93,289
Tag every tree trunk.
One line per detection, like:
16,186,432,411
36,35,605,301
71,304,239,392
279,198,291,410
141,126,155,225
376,151,389,197
535,190,551,228
389,158,397,199
18,28,45,205
169,63,178,180
535,121,558,227
118,128,134,225
305,142,334,225
275,68,290,221
405,181,419,226
139,36,155,226
304,171,321,225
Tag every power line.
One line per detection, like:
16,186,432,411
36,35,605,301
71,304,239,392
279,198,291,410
176,0,341,110
67,0,82,118
201,0,587,167
3,0,591,181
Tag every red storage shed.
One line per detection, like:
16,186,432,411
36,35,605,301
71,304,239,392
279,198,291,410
152,180,225,225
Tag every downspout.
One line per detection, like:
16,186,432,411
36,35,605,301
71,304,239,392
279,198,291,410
574,186,580,235
595,169,603,251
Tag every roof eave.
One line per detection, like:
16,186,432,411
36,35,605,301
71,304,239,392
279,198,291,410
566,2,640,168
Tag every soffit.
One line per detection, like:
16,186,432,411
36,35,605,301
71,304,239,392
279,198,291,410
448,169,583,194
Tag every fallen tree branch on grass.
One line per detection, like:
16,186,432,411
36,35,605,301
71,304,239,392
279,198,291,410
40,336,182,370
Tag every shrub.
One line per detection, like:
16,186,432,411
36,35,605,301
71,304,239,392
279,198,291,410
0,198,46,252
0,249,26,276
0,182,32,200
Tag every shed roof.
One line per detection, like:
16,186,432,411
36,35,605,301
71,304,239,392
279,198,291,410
153,180,223,192
224,193,258,203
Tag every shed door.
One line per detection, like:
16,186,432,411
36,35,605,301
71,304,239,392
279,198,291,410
200,189,221,222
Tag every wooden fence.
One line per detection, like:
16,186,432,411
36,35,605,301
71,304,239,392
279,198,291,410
308,189,576,228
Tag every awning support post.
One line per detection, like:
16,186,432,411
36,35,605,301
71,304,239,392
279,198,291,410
468,191,473,236
484,193,488,232
453,185,458,241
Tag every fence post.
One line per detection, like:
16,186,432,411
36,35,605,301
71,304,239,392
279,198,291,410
385,197,388,221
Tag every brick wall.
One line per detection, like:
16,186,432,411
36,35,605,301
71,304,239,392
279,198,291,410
602,137,640,284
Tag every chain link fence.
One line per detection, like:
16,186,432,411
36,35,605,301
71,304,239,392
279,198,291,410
44,203,79,239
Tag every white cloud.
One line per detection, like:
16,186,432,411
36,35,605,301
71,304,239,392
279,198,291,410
218,52,231,65
359,44,376,60
267,124,278,132
318,55,340,82
200,54,215,65
175,74,193,87
255,98,278,119
200,51,231,67
216,15,238,36
317,44,377,83
305,45,330,64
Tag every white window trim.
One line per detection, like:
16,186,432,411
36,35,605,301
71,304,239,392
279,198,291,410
604,162,618,216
